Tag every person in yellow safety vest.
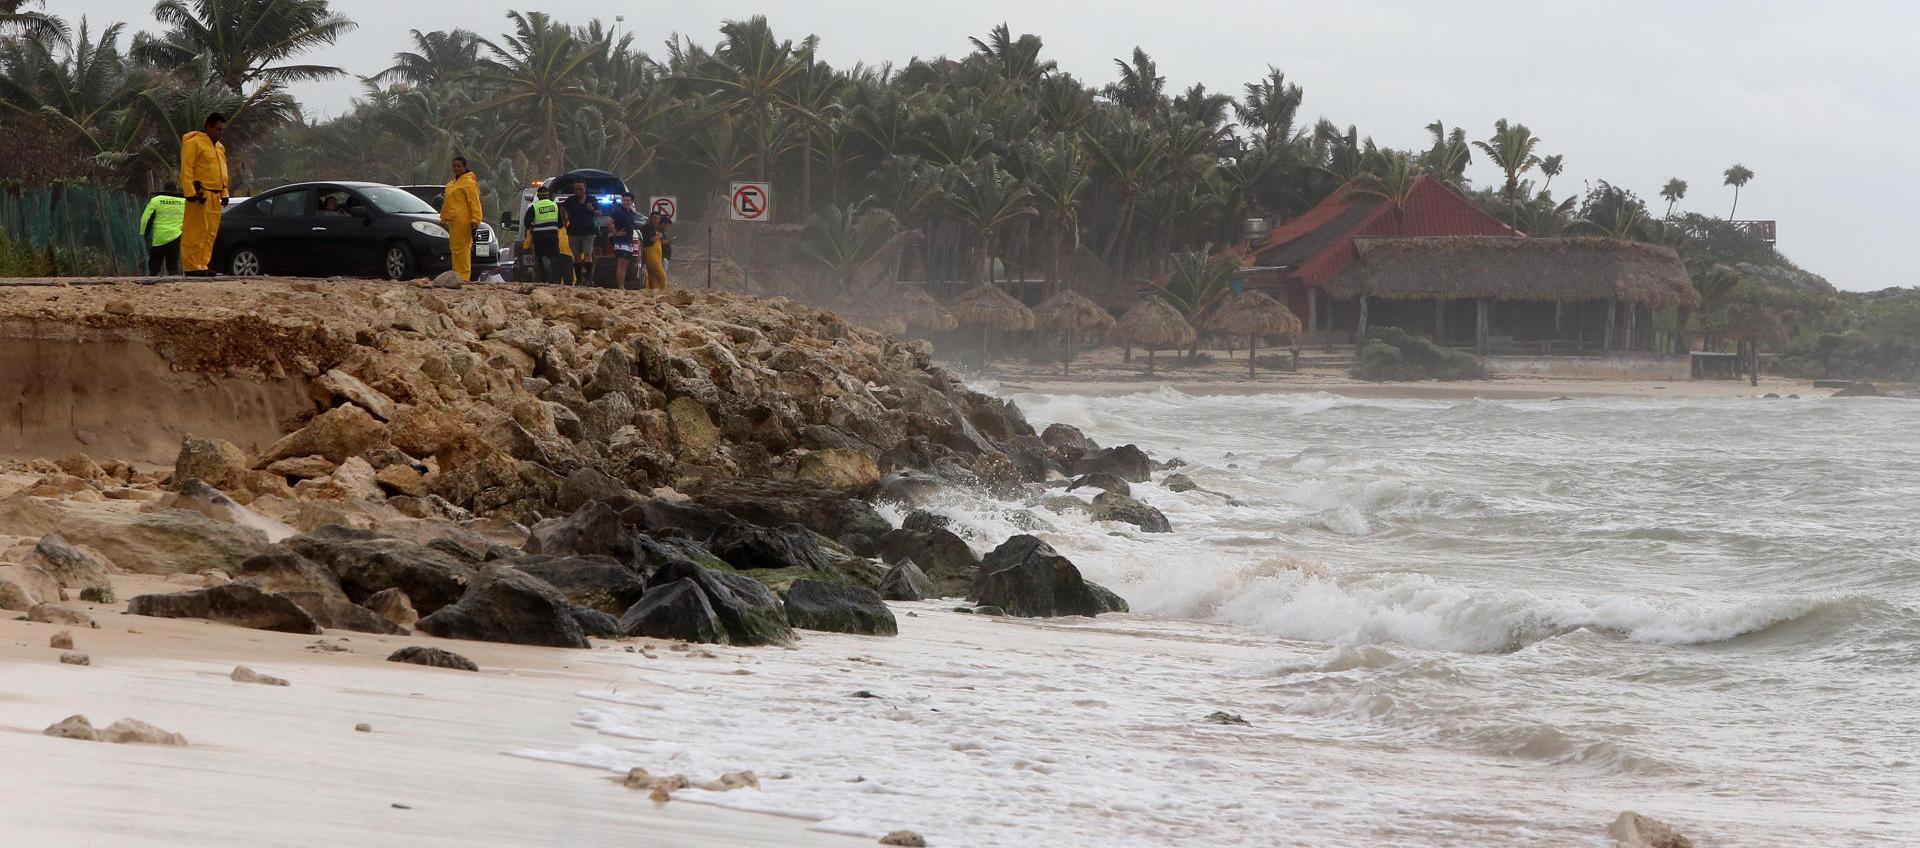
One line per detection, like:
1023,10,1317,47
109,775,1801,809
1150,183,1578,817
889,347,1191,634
520,187,572,285
139,182,186,276
440,156,483,281
178,113,229,276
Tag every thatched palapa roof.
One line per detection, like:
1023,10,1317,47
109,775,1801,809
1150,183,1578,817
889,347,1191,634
948,283,1036,330
830,298,909,336
893,287,957,331
1033,290,1115,332
1115,297,1196,349
1329,237,1700,307
1207,291,1301,338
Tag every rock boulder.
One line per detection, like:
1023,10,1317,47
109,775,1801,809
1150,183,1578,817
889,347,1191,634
781,579,897,636
415,565,591,648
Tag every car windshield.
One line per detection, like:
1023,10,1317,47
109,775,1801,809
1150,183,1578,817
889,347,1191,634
360,185,437,215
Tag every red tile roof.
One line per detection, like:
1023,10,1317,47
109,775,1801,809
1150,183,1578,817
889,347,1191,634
1247,177,1518,286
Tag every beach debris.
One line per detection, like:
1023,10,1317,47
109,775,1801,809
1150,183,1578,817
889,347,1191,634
386,645,478,671
99,718,188,746
648,786,672,803
307,638,352,653
355,723,372,733
28,603,96,628
850,690,881,699
43,715,99,741
706,770,760,791
1607,811,1695,848
231,665,290,686
58,651,91,666
391,803,412,810
49,630,73,649
879,830,928,846
781,579,898,636
1204,711,1251,726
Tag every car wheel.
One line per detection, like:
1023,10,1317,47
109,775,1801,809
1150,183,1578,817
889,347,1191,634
228,247,263,277
383,242,416,280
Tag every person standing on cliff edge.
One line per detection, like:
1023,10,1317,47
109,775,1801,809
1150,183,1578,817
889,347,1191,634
178,113,229,276
440,156,482,281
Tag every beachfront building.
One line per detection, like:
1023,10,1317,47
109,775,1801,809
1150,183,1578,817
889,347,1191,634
1236,177,1701,365
1329,236,1701,357
1237,176,1515,344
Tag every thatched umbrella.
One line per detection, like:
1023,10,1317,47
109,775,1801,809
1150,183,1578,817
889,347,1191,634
894,287,957,332
1033,290,1114,376
948,283,1035,367
828,298,909,337
1208,291,1302,378
1114,297,1195,375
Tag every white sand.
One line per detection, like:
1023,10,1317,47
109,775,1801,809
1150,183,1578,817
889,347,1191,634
0,581,868,848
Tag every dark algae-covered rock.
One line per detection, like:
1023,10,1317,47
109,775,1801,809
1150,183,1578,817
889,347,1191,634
782,579,897,636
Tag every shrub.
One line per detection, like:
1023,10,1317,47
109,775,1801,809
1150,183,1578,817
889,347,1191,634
1351,327,1487,381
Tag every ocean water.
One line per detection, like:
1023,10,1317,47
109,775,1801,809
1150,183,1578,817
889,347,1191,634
523,390,1920,846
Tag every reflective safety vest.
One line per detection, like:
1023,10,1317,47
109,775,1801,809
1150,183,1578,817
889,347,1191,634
530,199,561,231
141,194,185,246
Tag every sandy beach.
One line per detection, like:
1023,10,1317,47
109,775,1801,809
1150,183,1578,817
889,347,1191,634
0,572,869,848
977,345,1825,400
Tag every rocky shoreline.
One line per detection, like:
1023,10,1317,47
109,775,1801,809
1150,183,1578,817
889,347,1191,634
2,279,1178,660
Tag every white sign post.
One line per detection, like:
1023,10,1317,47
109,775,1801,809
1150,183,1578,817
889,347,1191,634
647,196,678,221
728,182,771,223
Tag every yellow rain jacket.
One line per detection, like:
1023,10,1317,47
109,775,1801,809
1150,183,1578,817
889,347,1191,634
177,130,229,273
441,171,482,279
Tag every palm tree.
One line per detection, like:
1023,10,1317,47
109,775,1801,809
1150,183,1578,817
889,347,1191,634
1236,67,1304,147
1539,153,1564,192
686,15,811,180
131,52,297,177
1013,133,1091,293
471,11,610,174
1473,118,1542,218
941,154,1033,283
0,19,147,164
1156,249,1238,332
1419,120,1472,188
1723,163,1754,219
135,0,356,97
374,28,485,87
1084,112,1166,267
968,24,1052,91
1350,151,1425,234
1660,178,1688,217
803,202,900,291
1103,47,1163,116
1171,83,1233,137
0,0,63,41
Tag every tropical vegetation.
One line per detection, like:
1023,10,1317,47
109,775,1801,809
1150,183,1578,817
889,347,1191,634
2,3,1911,379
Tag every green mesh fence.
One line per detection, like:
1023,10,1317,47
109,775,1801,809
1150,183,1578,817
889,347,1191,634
0,183,147,276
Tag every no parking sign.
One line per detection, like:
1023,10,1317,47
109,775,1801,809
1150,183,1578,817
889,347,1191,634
728,182,771,223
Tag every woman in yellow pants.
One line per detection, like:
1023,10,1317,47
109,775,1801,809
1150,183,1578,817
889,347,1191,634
642,213,670,290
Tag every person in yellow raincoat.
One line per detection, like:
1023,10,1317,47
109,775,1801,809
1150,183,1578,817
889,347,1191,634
641,210,671,290
440,156,483,281
178,113,229,275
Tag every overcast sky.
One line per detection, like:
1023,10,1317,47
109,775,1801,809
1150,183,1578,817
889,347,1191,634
63,0,1918,290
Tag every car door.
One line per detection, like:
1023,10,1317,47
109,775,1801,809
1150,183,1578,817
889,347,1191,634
248,187,313,272
307,185,371,275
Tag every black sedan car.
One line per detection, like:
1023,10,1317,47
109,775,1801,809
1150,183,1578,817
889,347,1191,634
215,181,454,279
